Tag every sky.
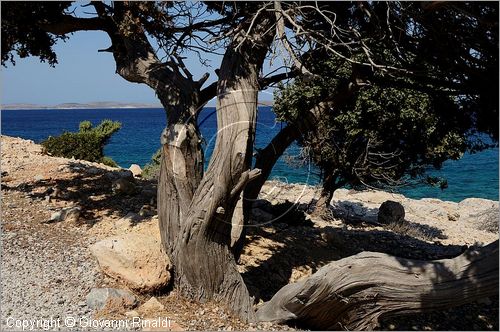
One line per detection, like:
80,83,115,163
1,23,279,107
1,30,226,106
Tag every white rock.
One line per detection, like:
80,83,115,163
139,297,165,312
129,164,142,177
48,206,81,223
33,174,44,182
90,222,171,292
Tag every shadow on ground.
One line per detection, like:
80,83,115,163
2,161,157,226
241,200,498,331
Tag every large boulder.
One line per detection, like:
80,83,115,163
90,222,171,292
459,198,499,233
86,288,137,311
378,200,405,225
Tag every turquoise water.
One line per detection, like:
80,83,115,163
1,107,498,202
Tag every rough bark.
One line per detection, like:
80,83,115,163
313,189,334,216
257,240,499,330
168,17,275,321
312,172,345,216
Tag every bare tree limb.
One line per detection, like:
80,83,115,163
257,240,499,330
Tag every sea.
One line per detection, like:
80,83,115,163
1,107,498,202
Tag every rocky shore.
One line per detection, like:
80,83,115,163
1,135,498,331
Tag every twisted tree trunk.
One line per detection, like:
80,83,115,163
257,240,499,330
167,17,275,321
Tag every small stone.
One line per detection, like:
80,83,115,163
33,174,44,181
125,310,139,317
129,164,142,177
47,206,81,223
139,297,165,312
112,178,137,195
86,288,137,310
139,205,155,217
86,167,102,175
51,187,62,198
49,211,63,222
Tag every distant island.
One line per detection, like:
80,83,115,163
1,101,163,110
2,100,274,110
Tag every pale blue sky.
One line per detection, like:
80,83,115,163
1,28,278,107
1,29,226,106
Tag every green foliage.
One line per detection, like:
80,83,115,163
142,148,162,179
1,2,71,66
42,120,121,167
274,57,491,192
100,156,119,168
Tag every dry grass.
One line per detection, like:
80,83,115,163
386,221,435,242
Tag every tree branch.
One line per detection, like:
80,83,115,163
259,69,299,88
39,16,108,35
198,70,300,110
257,240,499,330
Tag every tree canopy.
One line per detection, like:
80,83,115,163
274,53,496,210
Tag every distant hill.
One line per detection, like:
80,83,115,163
1,101,162,110
2,100,274,110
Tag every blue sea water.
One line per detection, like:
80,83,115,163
1,107,498,202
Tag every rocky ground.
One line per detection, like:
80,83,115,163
1,135,498,331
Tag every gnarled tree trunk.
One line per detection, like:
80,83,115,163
257,240,499,330
166,17,275,321
311,171,345,217
158,109,204,256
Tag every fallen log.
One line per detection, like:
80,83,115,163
256,240,498,330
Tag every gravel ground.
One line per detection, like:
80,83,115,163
1,190,104,331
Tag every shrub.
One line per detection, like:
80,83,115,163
100,156,119,168
142,148,162,179
42,119,121,166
